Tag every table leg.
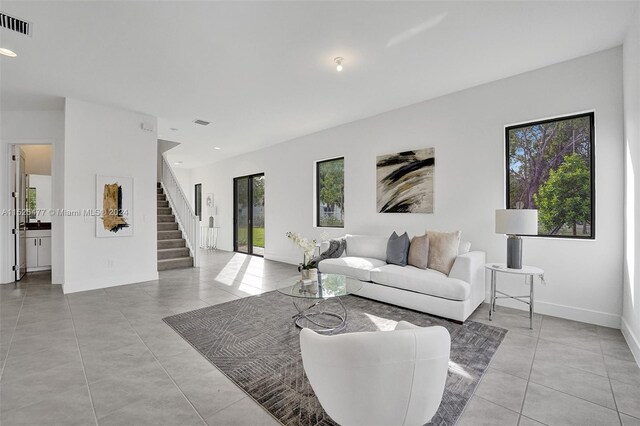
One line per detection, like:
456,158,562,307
529,274,534,330
489,270,496,320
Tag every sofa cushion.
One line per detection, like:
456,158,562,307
426,230,462,275
318,257,387,282
370,264,470,301
408,234,429,269
386,232,410,266
458,240,471,255
345,235,388,261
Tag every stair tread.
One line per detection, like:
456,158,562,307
158,258,193,265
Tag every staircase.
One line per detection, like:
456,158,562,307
157,183,194,271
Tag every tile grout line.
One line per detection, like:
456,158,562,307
473,394,523,416
66,296,99,426
516,318,623,423
0,289,27,381
111,300,209,426
517,313,543,426
598,330,624,426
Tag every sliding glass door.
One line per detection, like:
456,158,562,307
233,173,265,256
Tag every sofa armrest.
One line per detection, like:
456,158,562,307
449,251,486,306
394,320,420,331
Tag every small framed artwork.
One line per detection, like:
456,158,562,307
96,175,134,237
376,148,435,213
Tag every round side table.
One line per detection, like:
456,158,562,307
485,263,545,329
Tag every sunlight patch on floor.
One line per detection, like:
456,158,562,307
363,313,398,331
448,360,472,380
215,253,251,283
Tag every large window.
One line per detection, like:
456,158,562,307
506,112,595,238
316,157,344,228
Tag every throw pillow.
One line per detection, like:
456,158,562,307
309,238,347,267
458,240,471,255
386,232,410,266
408,234,429,269
426,230,462,275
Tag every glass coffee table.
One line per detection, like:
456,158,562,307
278,273,362,334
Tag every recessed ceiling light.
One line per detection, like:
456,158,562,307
193,119,211,126
0,48,17,58
213,147,221,150
170,127,178,131
334,57,344,72
174,161,183,165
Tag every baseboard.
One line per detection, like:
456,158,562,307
487,292,621,328
62,271,159,294
621,317,640,368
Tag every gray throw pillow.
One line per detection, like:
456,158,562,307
386,232,410,266
309,238,346,267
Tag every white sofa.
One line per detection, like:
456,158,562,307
318,234,485,322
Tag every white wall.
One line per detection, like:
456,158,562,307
623,5,640,365
173,167,195,209
0,110,65,284
22,145,52,175
157,139,179,182
191,48,624,328
63,98,158,293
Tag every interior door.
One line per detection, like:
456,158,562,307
233,173,265,256
13,146,27,281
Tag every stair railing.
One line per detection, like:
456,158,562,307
160,155,200,267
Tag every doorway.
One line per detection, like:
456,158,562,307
9,144,53,282
233,173,265,256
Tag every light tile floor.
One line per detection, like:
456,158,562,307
1,249,638,425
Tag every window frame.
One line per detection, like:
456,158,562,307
316,157,345,228
505,111,596,240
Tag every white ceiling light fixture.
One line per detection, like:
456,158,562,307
0,48,17,57
213,147,221,150
174,161,183,165
334,57,344,72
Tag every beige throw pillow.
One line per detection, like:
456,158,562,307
427,230,462,275
408,234,429,269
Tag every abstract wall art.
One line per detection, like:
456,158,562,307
376,148,435,213
96,175,133,237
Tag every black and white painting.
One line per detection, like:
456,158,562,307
376,148,434,213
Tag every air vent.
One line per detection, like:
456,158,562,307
193,119,211,126
0,13,31,36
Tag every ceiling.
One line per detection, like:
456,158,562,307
1,1,637,169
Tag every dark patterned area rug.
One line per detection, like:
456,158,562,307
163,291,506,426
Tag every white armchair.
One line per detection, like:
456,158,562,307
300,321,451,426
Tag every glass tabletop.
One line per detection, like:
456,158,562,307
278,273,362,299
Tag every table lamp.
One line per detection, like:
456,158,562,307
495,209,538,269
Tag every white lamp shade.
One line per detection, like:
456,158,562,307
495,209,538,235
